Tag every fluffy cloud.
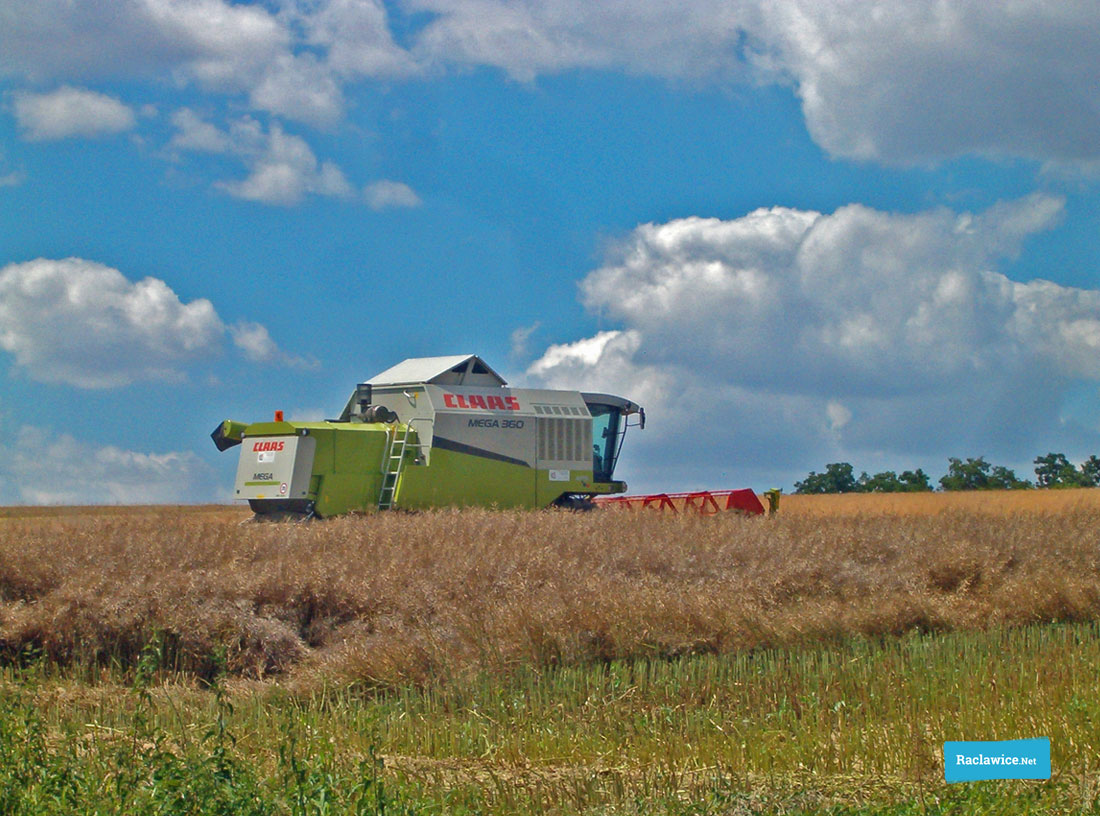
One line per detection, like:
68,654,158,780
13,86,136,141
171,111,353,205
300,0,420,79
0,257,302,387
0,0,405,127
411,0,1100,165
230,321,318,369
169,107,232,152
364,179,422,210
747,1,1100,164
508,321,541,359
527,194,1100,489
171,110,415,208
409,0,1100,166
0,0,286,79
0,147,22,187
216,131,353,206
0,0,333,125
0,426,217,504
5,1,1100,164
411,1,1100,164
409,0,749,82
528,329,657,399
245,52,347,127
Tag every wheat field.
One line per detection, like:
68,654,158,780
781,486,1100,516
3,493,1100,813
2,492,1099,685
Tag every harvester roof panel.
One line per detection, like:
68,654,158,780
366,355,507,387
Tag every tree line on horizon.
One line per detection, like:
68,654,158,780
793,453,1100,494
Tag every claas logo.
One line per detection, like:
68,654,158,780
252,440,286,452
443,393,521,411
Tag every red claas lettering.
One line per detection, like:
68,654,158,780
443,393,521,410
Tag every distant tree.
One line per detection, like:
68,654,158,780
987,465,1032,490
1034,452,1088,488
897,469,933,492
856,470,931,492
858,470,900,493
1081,455,1100,487
939,457,1031,491
939,457,991,491
794,462,858,494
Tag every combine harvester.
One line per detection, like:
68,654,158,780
212,355,765,519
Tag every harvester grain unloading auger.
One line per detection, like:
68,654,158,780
211,354,767,519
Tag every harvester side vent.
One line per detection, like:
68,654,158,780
538,418,588,463
533,404,586,417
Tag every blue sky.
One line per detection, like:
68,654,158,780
3,0,1100,502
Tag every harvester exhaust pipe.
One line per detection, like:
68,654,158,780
362,405,398,423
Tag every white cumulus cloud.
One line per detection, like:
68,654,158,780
169,107,232,152
171,111,353,205
409,0,1100,165
409,0,750,82
0,257,304,388
300,0,421,79
526,194,1100,489
0,0,407,127
4,1,1100,165
746,1,1100,164
245,52,347,127
508,321,541,359
364,179,422,210
13,86,136,141
0,426,217,504
230,321,318,369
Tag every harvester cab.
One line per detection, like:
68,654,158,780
583,393,645,484
212,355,644,519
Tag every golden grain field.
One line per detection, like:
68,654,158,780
2,490,1099,687
780,486,1100,516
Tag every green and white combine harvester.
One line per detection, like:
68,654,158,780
212,355,646,519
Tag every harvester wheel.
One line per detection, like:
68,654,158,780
552,495,597,512
248,510,316,523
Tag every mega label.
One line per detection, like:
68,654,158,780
467,418,525,428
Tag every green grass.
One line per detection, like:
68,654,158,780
5,621,1100,814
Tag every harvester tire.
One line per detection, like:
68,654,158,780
248,511,316,523
552,495,597,512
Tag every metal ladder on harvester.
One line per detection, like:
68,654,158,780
377,424,410,511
